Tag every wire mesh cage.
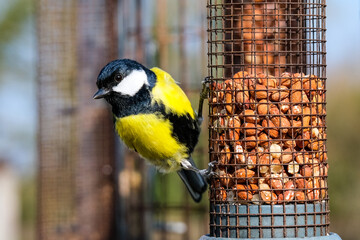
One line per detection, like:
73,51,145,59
116,0,210,239
207,0,328,238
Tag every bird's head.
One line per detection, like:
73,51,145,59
93,59,155,100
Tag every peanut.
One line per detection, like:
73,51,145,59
234,168,255,183
235,184,253,200
262,118,279,138
257,99,269,115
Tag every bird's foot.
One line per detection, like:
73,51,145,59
181,160,218,182
202,76,211,85
198,161,218,182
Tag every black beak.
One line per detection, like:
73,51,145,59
93,88,110,99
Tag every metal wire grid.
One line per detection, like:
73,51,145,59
207,0,328,238
37,0,117,239
37,1,78,238
118,0,209,239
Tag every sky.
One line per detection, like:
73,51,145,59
327,0,360,83
0,0,359,175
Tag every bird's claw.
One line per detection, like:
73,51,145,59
202,76,211,85
199,161,218,182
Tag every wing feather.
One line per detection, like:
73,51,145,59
150,67,195,119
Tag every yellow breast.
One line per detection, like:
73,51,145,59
115,114,188,172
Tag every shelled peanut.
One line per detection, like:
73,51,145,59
210,71,328,204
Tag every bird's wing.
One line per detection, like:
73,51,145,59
150,67,200,154
150,67,195,119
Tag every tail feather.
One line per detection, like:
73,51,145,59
177,159,208,202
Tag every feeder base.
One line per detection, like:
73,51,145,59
210,203,330,238
199,232,341,240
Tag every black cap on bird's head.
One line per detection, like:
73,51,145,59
93,59,155,100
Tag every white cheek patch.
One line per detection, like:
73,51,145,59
112,69,149,96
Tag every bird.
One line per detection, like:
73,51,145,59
93,59,211,202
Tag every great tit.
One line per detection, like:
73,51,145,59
93,59,209,202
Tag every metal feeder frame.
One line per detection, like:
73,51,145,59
202,0,341,239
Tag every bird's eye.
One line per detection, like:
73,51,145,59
114,74,122,82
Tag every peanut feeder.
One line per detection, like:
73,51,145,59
202,0,341,239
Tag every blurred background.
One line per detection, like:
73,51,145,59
0,0,359,239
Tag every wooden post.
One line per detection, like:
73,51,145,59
76,0,117,239
37,0,117,239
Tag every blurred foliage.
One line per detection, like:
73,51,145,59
0,0,32,46
20,176,36,240
0,0,32,71
0,0,35,239
327,83,360,239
